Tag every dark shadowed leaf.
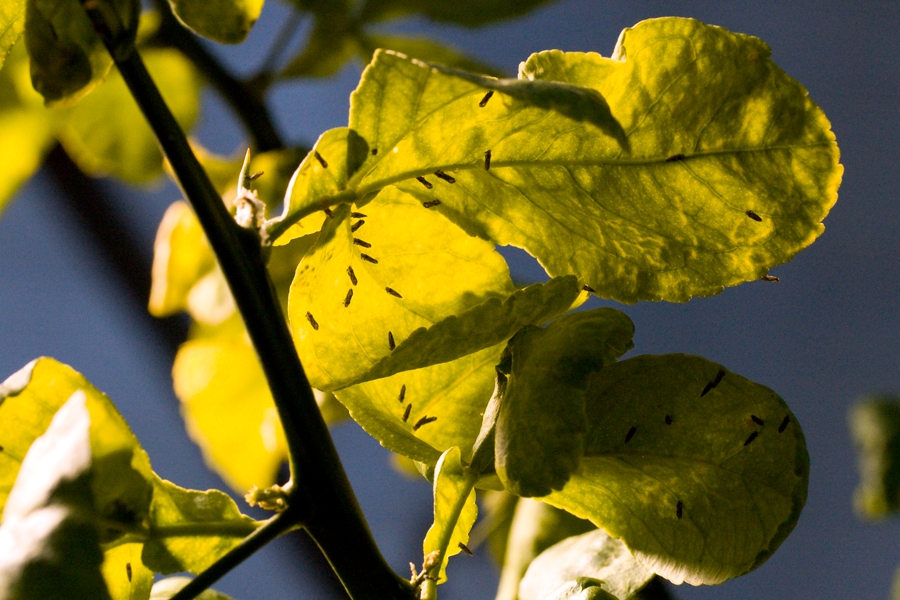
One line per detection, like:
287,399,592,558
359,0,554,27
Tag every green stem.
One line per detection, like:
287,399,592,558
167,510,295,600
421,473,478,600
80,4,413,599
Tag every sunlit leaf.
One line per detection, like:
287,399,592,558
422,446,477,583
0,43,54,214
0,0,24,70
849,396,900,518
519,528,654,600
101,543,153,600
494,308,635,497
0,358,259,579
334,343,504,466
277,18,840,303
494,499,594,600
542,354,809,585
24,0,138,103
358,0,554,27
166,0,263,44
58,48,201,183
0,392,111,600
359,34,503,78
150,577,235,599
172,316,288,493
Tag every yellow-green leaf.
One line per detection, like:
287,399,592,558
278,17,841,303
166,0,263,44
101,543,153,600
172,316,288,493
422,446,477,584
542,354,809,585
334,343,504,466
58,48,201,183
0,0,24,70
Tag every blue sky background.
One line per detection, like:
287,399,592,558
1,1,898,598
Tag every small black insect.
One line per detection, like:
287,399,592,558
625,426,637,444
347,266,358,285
666,154,686,162
434,170,456,183
479,91,494,107
388,331,396,351
778,415,790,433
416,176,433,190
247,171,264,181
458,542,474,556
385,287,402,298
399,384,406,403
351,220,365,232
323,207,335,218
676,501,683,519
353,238,372,248
484,150,492,170
306,312,319,330
351,212,367,218
126,563,132,582
582,284,596,293
700,369,726,397
760,275,780,282
665,415,673,425
314,151,328,168
744,431,759,446
360,254,379,264
751,415,764,426
423,200,441,208
402,404,412,422
371,148,378,155
343,289,353,307
0,445,4,452
746,210,762,222
413,415,437,431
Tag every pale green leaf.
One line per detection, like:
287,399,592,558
279,18,841,303
495,309,635,497
0,0,24,70
166,0,262,44
849,396,900,518
24,0,138,103
422,447,477,584
0,392,112,600
58,48,201,183
359,34,503,78
542,354,809,585
101,543,153,600
359,0,553,27
150,577,235,600
334,343,504,466
519,528,654,600
494,499,594,600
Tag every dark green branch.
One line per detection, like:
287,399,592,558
80,4,412,599
168,512,295,600
149,0,284,152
